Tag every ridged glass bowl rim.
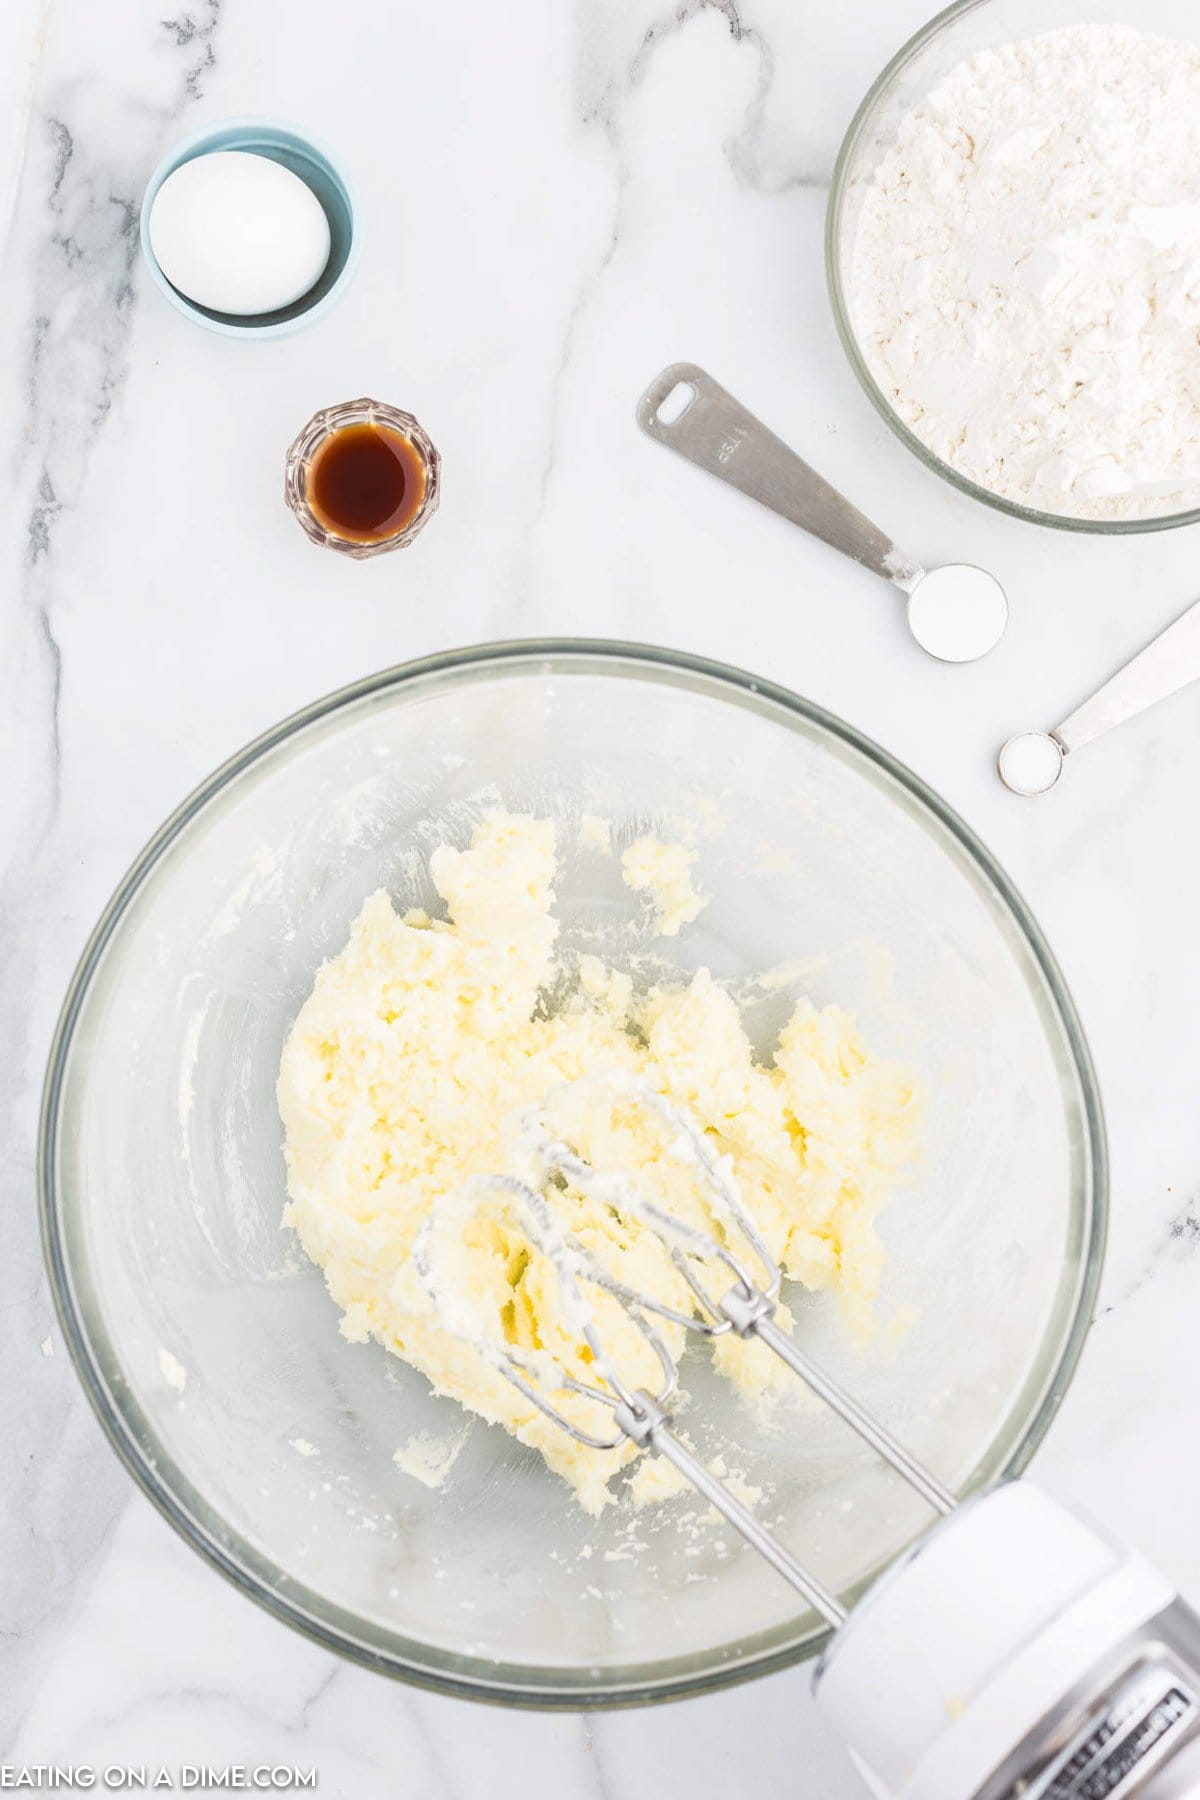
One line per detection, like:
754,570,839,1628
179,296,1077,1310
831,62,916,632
39,638,1107,1709
825,0,1200,535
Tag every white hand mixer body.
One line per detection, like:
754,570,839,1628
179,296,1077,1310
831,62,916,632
417,1079,1200,1800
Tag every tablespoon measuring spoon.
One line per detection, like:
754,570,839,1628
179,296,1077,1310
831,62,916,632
636,363,1008,662
999,592,1200,795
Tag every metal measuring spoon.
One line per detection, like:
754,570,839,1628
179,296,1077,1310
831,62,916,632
636,363,1009,663
998,594,1200,795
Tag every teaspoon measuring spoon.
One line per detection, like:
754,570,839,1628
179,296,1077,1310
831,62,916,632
999,592,1200,794
636,363,1008,663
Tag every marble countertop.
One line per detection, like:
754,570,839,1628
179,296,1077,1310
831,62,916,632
5,0,1200,1792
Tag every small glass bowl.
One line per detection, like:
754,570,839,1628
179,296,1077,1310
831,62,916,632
284,398,440,559
826,0,1200,535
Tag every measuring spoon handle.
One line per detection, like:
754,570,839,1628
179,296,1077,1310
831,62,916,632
1054,595,1200,756
637,363,924,592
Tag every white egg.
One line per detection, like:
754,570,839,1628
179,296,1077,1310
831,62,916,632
148,150,332,317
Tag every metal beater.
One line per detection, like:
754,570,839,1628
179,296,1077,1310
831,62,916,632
421,1078,950,1626
417,1077,1200,1800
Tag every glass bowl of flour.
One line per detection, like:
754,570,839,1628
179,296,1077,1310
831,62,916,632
828,0,1200,530
40,643,1104,1702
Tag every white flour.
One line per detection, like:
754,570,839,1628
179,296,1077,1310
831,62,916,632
850,24,1200,521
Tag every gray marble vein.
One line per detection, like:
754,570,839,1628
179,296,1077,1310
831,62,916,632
522,0,827,604
1,0,225,1749
1099,1185,1200,1320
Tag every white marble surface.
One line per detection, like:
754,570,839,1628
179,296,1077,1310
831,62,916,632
4,0,1200,1793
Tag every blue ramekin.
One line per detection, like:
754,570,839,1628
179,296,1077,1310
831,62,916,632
139,116,361,338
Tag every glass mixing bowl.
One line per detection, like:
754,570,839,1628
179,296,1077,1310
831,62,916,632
826,0,1200,534
40,641,1105,1705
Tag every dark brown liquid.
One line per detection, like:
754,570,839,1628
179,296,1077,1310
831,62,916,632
307,423,428,543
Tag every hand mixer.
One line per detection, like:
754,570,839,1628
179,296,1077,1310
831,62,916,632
419,1078,1200,1800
